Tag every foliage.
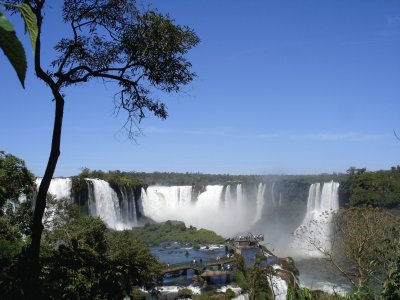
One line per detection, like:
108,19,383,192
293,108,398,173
4,200,33,235
0,3,38,87
0,215,28,299
39,199,163,299
332,207,400,288
233,271,248,290
0,216,23,265
246,265,273,300
224,288,235,299
232,254,273,300
380,240,400,299
192,289,227,300
26,0,200,136
77,168,144,188
107,230,163,293
286,286,347,300
298,205,400,297
0,150,35,211
176,287,193,299
42,194,79,231
343,167,400,208
348,286,375,300
0,192,163,299
121,170,346,187
0,151,33,298
129,221,225,246
287,286,310,300
130,288,148,300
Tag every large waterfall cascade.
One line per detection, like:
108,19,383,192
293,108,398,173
293,181,340,257
140,183,267,236
86,178,129,230
35,178,274,236
35,178,139,230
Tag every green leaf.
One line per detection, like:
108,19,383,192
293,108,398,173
0,26,27,88
16,4,38,55
0,11,15,32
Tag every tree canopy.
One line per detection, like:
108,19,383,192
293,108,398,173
2,1,199,293
0,150,35,211
45,0,199,135
343,168,400,208
298,205,400,297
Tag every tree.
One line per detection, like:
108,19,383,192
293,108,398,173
0,150,35,211
298,206,400,296
106,230,163,296
381,241,400,299
0,152,34,298
4,0,199,292
39,198,163,299
233,254,274,300
348,170,400,208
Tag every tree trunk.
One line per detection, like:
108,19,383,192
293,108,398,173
25,90,64,298
21,4,67,297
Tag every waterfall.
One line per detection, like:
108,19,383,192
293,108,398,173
270,275,288,300
306,183,321,216
35,178,72,200
139,183,266,236
86,180,97,216
127,187,138,225
141,186,193,222
120,186,129,223
224,185,231,208
119,186,137,225
271,182,276,206
236,184,245,229
34,178,271,235
86,179,126,230
252,183,266,225
36,178,139,230
293,181,340,257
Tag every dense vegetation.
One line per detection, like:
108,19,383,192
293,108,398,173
0,151,164,298
332,207,400,292
298,205,400,298
76,168,144,188
76,168,347,187
121,171,347,186
0,151,35,210
1,195,164,299
129,220,225,247
341,167,400,208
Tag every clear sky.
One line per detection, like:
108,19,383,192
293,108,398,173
1,0,400,177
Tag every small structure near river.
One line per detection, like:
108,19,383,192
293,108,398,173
229,233,264,254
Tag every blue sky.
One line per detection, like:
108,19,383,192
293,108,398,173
1,0,400,176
